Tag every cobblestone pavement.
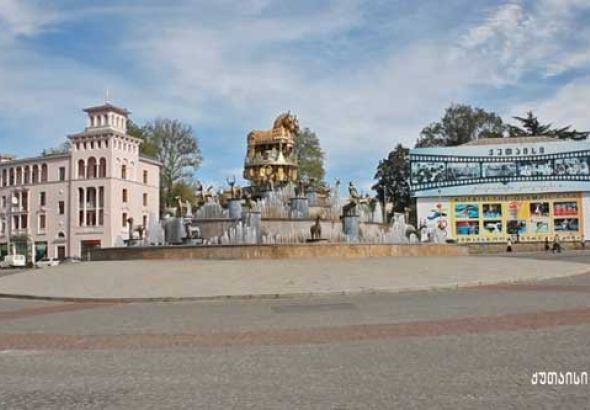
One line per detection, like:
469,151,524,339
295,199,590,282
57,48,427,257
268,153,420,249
1,272,590,408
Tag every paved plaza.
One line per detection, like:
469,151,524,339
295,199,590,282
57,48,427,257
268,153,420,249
0,255,589,301
1,262,590,408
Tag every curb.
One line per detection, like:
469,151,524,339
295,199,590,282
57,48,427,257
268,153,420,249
1,269,588,303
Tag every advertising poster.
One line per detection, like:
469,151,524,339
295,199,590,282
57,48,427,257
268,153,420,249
450,193,583,243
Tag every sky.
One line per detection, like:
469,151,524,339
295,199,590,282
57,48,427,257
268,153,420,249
1,0,590,193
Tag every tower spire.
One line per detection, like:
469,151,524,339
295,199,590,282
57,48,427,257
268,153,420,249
105,87,110,104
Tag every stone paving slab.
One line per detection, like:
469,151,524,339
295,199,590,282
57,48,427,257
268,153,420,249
0,257,588,302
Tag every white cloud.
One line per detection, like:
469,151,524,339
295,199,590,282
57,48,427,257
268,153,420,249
2,0,590,186
454,0,590,84
509,76,590,131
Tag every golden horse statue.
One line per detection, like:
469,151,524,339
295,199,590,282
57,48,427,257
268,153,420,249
247,112,300,145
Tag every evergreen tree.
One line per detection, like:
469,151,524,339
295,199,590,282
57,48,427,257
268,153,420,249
294,127,326,188
509,111,589,140
372,144,410,217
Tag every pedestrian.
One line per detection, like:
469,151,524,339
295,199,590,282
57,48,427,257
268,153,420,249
553,234,561,253
506,238,513,253
544,237,550,252
581,235,586,250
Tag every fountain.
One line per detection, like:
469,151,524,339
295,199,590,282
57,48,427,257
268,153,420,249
97,111,455,264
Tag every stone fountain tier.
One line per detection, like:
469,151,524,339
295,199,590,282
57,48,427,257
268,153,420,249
194,216,390,245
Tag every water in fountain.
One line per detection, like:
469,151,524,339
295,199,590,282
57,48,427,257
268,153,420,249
196,201,227,219
259,191,289,219
389,213,410,243
372,202,384,224
146,212,165,245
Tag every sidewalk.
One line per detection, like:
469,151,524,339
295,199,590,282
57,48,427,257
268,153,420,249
0,256,588,302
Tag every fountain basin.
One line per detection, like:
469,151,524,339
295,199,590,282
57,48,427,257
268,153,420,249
87,243,467,261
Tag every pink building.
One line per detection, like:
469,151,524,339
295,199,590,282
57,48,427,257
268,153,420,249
0,102,160,260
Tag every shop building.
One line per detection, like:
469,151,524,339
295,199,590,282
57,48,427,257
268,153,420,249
410,137,590,243
0,102,160,260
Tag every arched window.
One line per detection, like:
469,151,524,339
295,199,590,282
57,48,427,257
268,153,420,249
99,158,107,178
78,187,84,226
32,165,39,184
121,164,127,179
78,159,86,179
2,169,7,187
103,114,108,126
41,164,48,182
87,157,97,178
24,166,30,184
16,167,22,185
9,168,15,186
57,232,66,239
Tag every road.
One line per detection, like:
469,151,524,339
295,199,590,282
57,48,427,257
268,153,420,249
1,254,589,409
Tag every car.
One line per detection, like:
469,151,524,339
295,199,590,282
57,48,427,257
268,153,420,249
1,254,26,268
35,257,60,268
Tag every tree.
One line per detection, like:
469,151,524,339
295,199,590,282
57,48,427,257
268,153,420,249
415,104,506,148
41,141,71,156
509,111,589,140
294,128,326,188
126,120,159,157
169,181,197,209
141,118,203,211
372,144,410,217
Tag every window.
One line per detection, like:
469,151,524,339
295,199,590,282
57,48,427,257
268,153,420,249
88,157,97,178
32,165,39,183
122,212,128,227
143,193,148,207
122,189,128,203
143,215,147,228
143,170,148,184
40,192,46,207
21,215,28,230
121,164,127,179
99,158,107,178
1,196,5,208
59,167,66,181
41,164,48,182
39,214,46,231
58,201,65,215
78,159,85,179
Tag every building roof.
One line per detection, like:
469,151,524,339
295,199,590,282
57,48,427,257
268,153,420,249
0,153,70,166
463,136,561,146
83,102,130,116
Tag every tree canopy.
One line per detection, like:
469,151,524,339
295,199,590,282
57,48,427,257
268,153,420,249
41,141,71,156
508,111,589,140
372,144,410,216
134,118,203,211
294,127,326,188
415,104,506,148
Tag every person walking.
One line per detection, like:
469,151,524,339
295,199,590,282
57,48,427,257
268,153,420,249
553,234,561,253
506,238,513,253
544,237,550,252
581,235,586,250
